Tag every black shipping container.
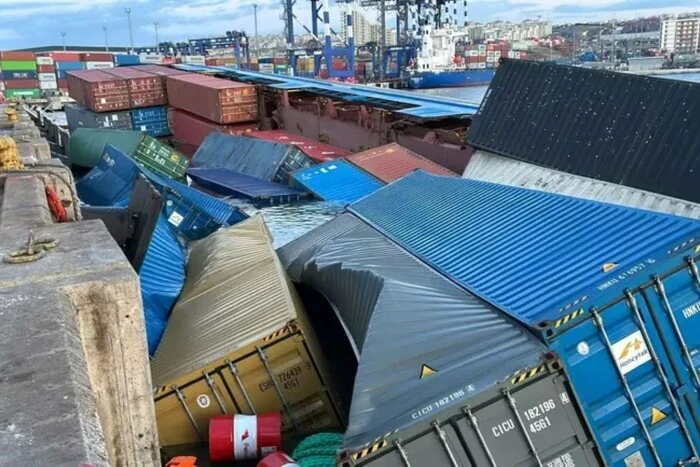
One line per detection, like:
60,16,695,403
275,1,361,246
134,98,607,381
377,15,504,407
65,104,133,132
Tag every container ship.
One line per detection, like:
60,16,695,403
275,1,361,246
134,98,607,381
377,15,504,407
4,48,700,467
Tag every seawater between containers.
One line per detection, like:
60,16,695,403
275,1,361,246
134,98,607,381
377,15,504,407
348,172,700,467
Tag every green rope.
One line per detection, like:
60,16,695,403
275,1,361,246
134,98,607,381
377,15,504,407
292,433,344,467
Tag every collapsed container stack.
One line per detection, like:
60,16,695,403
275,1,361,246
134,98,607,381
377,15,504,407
0,51,40,100
166,73,259,155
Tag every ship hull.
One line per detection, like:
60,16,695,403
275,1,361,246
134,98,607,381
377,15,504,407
406,69,496,89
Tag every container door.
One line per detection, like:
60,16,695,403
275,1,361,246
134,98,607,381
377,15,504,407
551,289,700,467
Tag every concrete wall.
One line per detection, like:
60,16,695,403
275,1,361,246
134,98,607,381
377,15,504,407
0,108,159,466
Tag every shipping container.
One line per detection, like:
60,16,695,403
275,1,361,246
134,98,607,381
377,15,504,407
132,134,189,180
38,73,56,82
131,106,170,137
169,107,258,147
2,71,37,80
68,128,144,168
182,56,206,64
172,140,198,158
248,130,350,163
193,133,313,185
67,69,130,112
41,52,80,61
4,79,39,90
37,64,55,73
0,60,36,71
133,65,187,77
86,61,115,70
55,61,85,71
293,160,384,203
35,56,53,66
101,67,166,108
151,215,346,452
349,171,700,466
0,51,35,61
65,104,133,132
39,81,58,91
113,54,141,66
4,89,40,99
347,143,456,183
187,167,307,205
278,213,600,467
139,54,164,64
80,53,113,62
166,73,258,124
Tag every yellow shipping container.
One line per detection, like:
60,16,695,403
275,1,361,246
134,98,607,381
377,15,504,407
151,216,347,452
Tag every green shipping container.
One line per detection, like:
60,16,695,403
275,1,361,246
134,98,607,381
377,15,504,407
68,128,144,168
132,135,188,181
4,89,41,99
0,60,37,71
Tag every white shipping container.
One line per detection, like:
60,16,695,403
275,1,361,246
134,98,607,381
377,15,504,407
478,62,486,69
259,64,274,72
38,73,57,82
0,82,5,91
468,63,479,69
495,51,501,57
86,61,114,70
478,45,486,50
36,56,54,66
183,55,206,64
39,81,58,90
478,51,486,57
469,51,478,57
139,54,164,64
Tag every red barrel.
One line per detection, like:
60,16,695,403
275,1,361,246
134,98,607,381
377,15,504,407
258,452,300,467
209,413,282,462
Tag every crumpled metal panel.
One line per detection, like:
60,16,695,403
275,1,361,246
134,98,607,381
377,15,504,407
151,215,300,385
280,215,545,450
350,171,700,327
468,59,700,203
464,150,700,219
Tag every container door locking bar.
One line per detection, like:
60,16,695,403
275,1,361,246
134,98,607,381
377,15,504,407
503,387,543,467
627,289,700,460
173,385,205,442
203,371,227,414
226,359,256,414
431,421,459,467
393,440,411,467
592,306,664,467
256,346,302,433
463,406,497,466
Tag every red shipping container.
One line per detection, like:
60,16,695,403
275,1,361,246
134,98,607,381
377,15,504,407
347,143,456,183
205,58,226,66
66,70,130,112
0,51,35,61
169,107,258,147
37,64,56,73
79,53,112,62
248,130,350,162
41,52,81,62
57,79,68,88
101,67,166,108
4,79,39,90
166,74,258,124
172,140,198,158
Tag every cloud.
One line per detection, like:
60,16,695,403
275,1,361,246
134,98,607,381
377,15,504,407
0,28,21,41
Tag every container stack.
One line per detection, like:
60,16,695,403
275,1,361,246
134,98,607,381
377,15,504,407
113,54,141,67
507,50,528,59
166,73,259,156
461,42,510,69
259,57,274,74
41,52,84,94
36,56,58,94
80,52,114,70
0,51,40,100
67,70,130,112
65,104,133,132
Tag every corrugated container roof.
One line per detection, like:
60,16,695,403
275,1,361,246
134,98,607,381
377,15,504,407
349,171,700,327
166,72,254,90
151,215,300,385
248,130,351,162
101,67,159,79
193,133,312,183
66,69,125,83
293,160,384,203
464,150,700,219
187,167,306,204
277,213,546,450
130,65,188,76
468,59,700,203
347,143,456,183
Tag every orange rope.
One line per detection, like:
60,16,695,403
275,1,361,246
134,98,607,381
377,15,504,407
45,185,68,223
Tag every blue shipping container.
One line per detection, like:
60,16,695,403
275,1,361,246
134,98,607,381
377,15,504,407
55,61,85,71
187,167,307,205
2,71,38,80
76,145,186,355
293,159,384,203
113,54,141,66
193,133,314,184
131,106,170,137
350,171,700,466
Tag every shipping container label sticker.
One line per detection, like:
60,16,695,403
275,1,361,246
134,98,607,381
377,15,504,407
196,394,210,409
168,211,185,227
611,331,651,375
624,451,645,467
650,407,666,425
544,452,575,467
576,341,589,356
616,437,635,451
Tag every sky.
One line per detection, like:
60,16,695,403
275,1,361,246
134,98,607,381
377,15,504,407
1,0,700,50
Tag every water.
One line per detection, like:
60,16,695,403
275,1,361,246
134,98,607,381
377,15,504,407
411,85,489,105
